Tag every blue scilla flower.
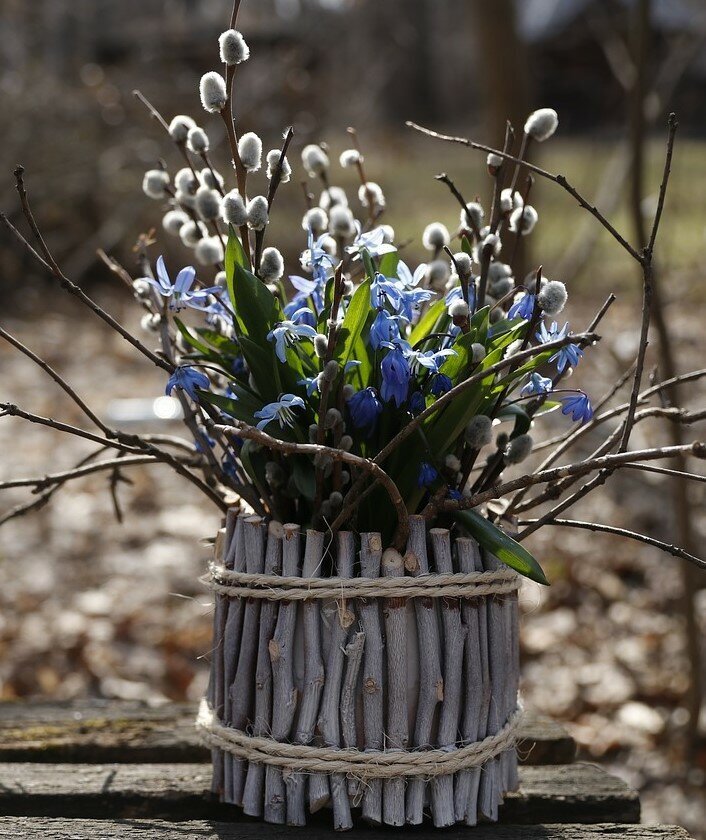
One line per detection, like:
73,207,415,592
445,282,476,312
231,356,247,377
408,347,456,376
508,292,536,320
369,309,400,350
267,319,318,363
165,366,210,400
284,292,319,326
298,376,320,397
346,224,397,259
397,260,428,289
254,394,305,431
143,256,220,312
429,373,453,396
194,430,217,453
347,387,383,435
409,390,426,416
536,320,584,373
520,372,553,398
371,273,404,312
380,345,411,407
399,286,434,323
417,461,439,488
560,392,593,424
447,488,463,501
299,229,335,277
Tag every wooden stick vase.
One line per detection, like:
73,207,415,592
200,511,521,829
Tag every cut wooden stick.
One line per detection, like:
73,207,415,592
454,537,490,825
341,631,365,754
405,515,443,825
287,529,326,821
318,532,356,830
429,527,465,827
265,523,301,825
359,532,384,824
222,514,247,803
479,550,507,820
229,515,266,805
381,546,408,826
208,525,228,797
243,521,284,817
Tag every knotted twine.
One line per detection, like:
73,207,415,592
198,563,522,777
196,700,522,779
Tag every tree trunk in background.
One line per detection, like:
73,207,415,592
470,0,531,276
469,0,531,147
628,0,703,758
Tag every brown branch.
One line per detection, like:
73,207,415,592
0,456,160,492
253,126,294,273
216,421,410,549
406,121,642,263
517,517,706,572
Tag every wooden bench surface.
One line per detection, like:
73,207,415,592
0,819,692,839
0,701,690,837
0,700,576,765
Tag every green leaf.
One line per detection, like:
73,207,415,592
292,457,316,501
225,224,249,272
225,229,280,341
335,279,372,367
454,509,549,585
497,404,532,437
461,234,473,256
470,306,490,344
409,299,446,347
199,388,261,426
361,248,376,281
440,330,478,383
377,250,399,278
238,335,281,402
173,318,218,360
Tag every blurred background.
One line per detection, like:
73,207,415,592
1,0,706,834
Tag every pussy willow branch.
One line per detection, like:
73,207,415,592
518,518,705,572
435,440,706,516
330,329,598,532
0,447,108,527
407,121,642,263
253,126,295,274
215,421,410,549
619,113,678,453
133,89,199,183
0,326,112,437
0,456,162,492
513,404,706,517
0,403,227,511
2,170,172,373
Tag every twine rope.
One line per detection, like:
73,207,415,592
206,566,520,601
196,700,521,778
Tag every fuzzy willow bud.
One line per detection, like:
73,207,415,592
199,72,227,113
259,247,284,282
538,280,568,316
505,433,534,464
323,360,340,382
422,222,450,251
219,29,250,65
465,414,493,449
453,251,473,279
460,202,484,230
301,144,329,177
266,148,291,182
221,190,247,227
302,207,328,235
246,195,269,231
238,132,262,173
162,209,189,236
313,334,329,358
328,205,355,238
195,236,224,266
142,169,170,200
168,115,195,143
187,127,210,155
524,108,559,142
195,186,221,221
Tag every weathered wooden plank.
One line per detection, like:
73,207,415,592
0,819,692,839
0,763,639,824
0,701,574,765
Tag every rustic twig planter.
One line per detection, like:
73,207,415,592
198,510,521,829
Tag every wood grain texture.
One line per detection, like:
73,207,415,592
0,819,690,840
0,763,640,825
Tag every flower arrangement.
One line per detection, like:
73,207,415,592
2,7,705,587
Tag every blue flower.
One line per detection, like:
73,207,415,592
369,309,400,350
347,387,383,435
520,372,553,398
143,256,220,312
447,488,462,500
284,292,319,326
408,348,456,376
380,345,411,407
536,321,584,373
165,366,210,400
298,376,320,396
417,461,439,488
409,390,426,415
399,286,434,323
231,356,247,377
560,392,593,424
508,293,536,320
445,283,476,312
346,224,397,259
267,320,318,363
371,273,404,312
299,230,335,279
397,260,428,289
429,373,453,396
254,394,305,431
222,454,239,478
